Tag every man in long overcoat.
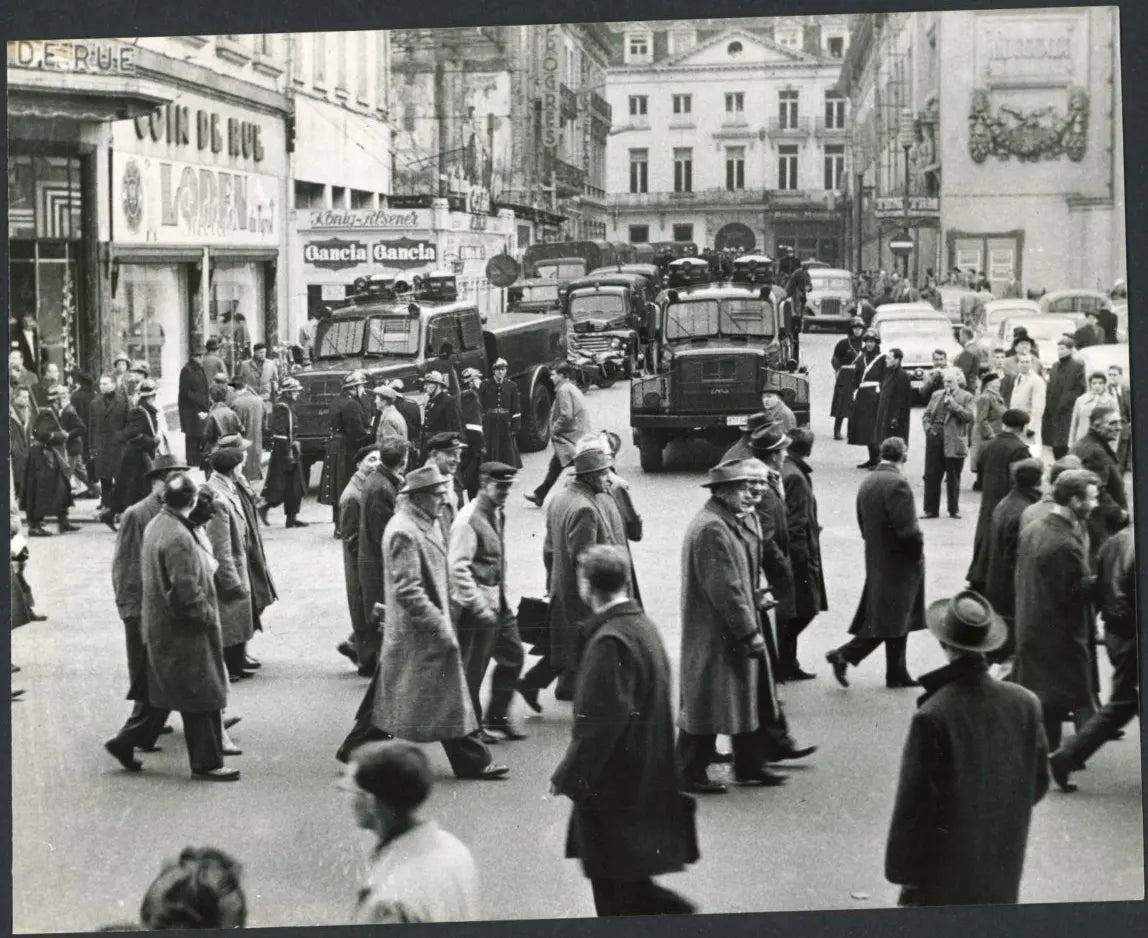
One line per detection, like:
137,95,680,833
458,368,486,500
1070,405,1127,565
1013,469,1099,752
22,386,77,535
1042,336,1086,459
388,379,423,471
112,379,162,515
106,474,237,781
830,318,866,439
177,346,211,467
519,447,635,707
779,428,827,681
318,372,373,532
873,347,913,447
229,374,265,482
259,377,307,527
479,358,522,468
966,408,1032,591
551,545,697,917
9,385,33,507
371,465,508,780
334,445,381,669
885,591,1048,906
848,331,884,467
982,459,1045,665
826,437,924,688
420,371,461,458
525,363,590,506
90,374,127,520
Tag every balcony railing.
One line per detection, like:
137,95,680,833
588,91,612,125
553,158,588,198
766,116,811,136
721,114,749,128
609,188,848,210
815,116,849,136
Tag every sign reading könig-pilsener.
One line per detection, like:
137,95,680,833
303,237,437,271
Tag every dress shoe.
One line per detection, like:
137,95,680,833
257,504,270,526
222,743,243,756
886,675,921,688
12,689,25,700
682,778,728,794
477,729,500,745
228,670,254,681
29,612,47,622
833,432,843,441
139,744,163,753
463,763,510,780
335,729,394,764
523,492,542,507
920,513,939,520
769,743,818,762
28,527,52,537
516,682,543,714
949,513,962,520
104,738,143,772
99,510,118,532
1049,753,1078,793
242,657,262,670
356,662,377,678
57,521,81,533
286,518,309,528
826,650,850,688
223,715,242,730
485,718,528,741
11,665,19,674
336,640,359,664
787,667,817,681
161,725,175,735
554,686,574,702
734,768,788,786
192,767,241,782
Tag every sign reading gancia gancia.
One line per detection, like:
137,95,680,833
304,237,437,271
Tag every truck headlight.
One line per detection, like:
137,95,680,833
610,337,622,350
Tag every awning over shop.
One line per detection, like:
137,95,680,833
8,69,172,123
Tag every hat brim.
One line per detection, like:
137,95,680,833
925,598,1008,653
701,475,752,488
212,440,252,454
145,463,190,479
400,481,452,495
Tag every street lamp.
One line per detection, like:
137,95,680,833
897,107,915,281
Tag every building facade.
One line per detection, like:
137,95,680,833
840,8,1125,293
605,16,853,263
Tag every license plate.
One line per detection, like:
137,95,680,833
728,415,749,428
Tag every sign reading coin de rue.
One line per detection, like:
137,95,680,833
7,39,136,74
304,237,437,271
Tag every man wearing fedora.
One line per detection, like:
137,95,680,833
519,447,636,709
238,342,279,422
202,337,228,386
885,590,1049,906
200,383,243,478
524,363,589,508
259,377,308,528
23,385,80,536
372,465,509,780
721,411,770,462
458,368,486,500
178,343,211,467
479,358,522,469
107,454,189,761
827,437,925,689
111,379,164,517
420,371,461,460
317,372,373,534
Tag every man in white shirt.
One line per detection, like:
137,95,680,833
1010,355,1047,457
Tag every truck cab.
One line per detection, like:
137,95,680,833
522,240,618,282
561,272,654,377
630,262,810,472
507,278,563,315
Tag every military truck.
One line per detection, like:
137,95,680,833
559,271,656,378
522,240,622,282
292,276,567,475
506,278,563,315
630,259,810,472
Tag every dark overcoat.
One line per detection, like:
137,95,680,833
1042,356,1086,449
59,403,87,459
458,387,485,496
552,601,697,881
873,365,913,445
88,391,127,479
848,352,885,446
479,378,522,468
113,403,161,512
885,655,1049,906
200,403,243,460
9,411,31,504
983,486,1043,619
543,481,635,671
339,472,368,635
754,477,795,623
234,475,277,617
142,508,228,713
830,336,863,418
782,455,827,618
261,401,306,505
679,498,762,735
358,467,404,616
22,409,73,521
421,391,461,454
849,464,926,638
1013,512,1095,710
111,492,164,701
1071,430,1127,559
204,474,255,648
177,360,210,434
966,433,1032,584
318,392,373,507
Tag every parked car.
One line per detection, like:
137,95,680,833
870,304,963,394
974,312,1089,362
1077,343,1130,386
1038,289,1109,315
936,285,979,328
981,299,1043,334
803,267,856,332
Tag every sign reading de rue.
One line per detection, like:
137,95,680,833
7,39,136,74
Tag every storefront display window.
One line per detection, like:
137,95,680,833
210,262,264,374
110,265,185,389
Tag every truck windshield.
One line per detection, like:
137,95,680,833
365,316,419,357
569,293,626,322
522,283,559,303
315,318,365,359
535,260,586,280
665,299,773,340
811,274,853,294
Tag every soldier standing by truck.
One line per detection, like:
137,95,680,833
479,358,522,469
458,369,486,500
421,371,462,462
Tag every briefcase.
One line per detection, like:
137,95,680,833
516,596,550,656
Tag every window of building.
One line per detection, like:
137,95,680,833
312,33,327,87
827,35,845,58
336,33,348,93
629,149,648,194
627,34,651,63
824,94,846,129
629,95,648,117
294,180,325,209
253,34,272,56
775,27,802,49
672,223,694,242
728,41,743,56
331,186,347,209
351,189,374,209
356,32,370,100
725,92,745,113
778,145,799,190
824,145,845,190
629,225,650,243
673,148,693,193
779,90,799,129
672,94,692,114
725,146,745,191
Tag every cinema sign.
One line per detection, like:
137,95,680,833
303,237,438,271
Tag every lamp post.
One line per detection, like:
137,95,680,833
897,107,915,281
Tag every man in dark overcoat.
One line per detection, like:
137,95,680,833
9,385,33,506
519,448,635,708
318,372,374,532
830,318,866,439
458,368,486,500
177,345,211,467
551,545,697,917
90,374,127,524
982,459,1045,666
885,591,1049,906
1013,469,1100,752
873,347,913,447
112,379,162,516
106,473,238,781
22,386,78,536
848,331,884,467
826,437,924,688
105,454,188,763
334,445,381,670
1042,336,1086,460
966,408,1032,591
420,371,461,459
478,358,522,468
1106,366,1132,472
259,377,308,528
779,427,827,681
1070,405,1127,565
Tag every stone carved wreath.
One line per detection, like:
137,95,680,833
968,87,1089,163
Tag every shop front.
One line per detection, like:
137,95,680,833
109,91,286,411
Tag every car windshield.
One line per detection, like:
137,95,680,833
987,306,1035,327
314,318,364,359
364,316,419,357
569,293,626,322
1001,318,1078,345
810,275,852,293
535,260,586,280
665,298,773,340
521,283,559,303
1046,295,1104,314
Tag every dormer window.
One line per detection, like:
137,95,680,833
728,41,743,57
775,26,802,50
626,31,652,65
667,28,696,55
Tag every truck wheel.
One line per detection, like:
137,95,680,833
596,365,617,390
638,438,664,472
518,381,552,452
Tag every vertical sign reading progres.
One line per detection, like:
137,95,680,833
541,25,561,149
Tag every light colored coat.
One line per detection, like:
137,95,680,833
376,405,408,445
922,387,975,458
204,473,255,648
372,502,477,741
549,380,590,466
1010,371,1046,454
231,388,265,481
1068,390,1117,446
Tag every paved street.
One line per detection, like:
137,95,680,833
10,332,1143,931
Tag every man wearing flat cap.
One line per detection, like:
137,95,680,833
885,590,1048,906
317,372,374,533
479,358,522,469
373,383,408,447
449,462,526,740
420,371,461,461
424,431,467,520
371,465,509,780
